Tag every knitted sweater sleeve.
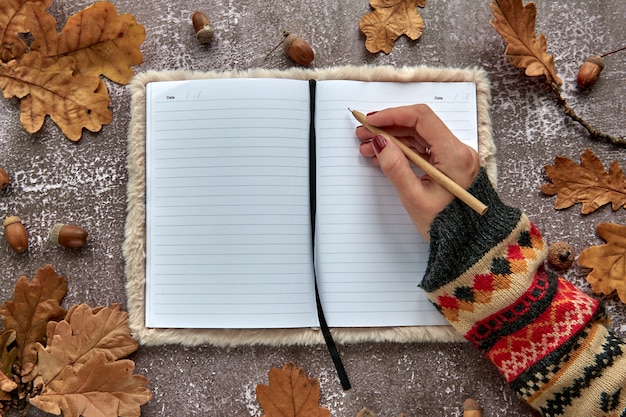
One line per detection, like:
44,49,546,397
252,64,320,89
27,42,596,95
421,168,626,417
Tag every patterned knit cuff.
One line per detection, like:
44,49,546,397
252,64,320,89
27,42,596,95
422,167,523,293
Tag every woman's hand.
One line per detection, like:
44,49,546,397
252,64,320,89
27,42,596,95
356,104,481,240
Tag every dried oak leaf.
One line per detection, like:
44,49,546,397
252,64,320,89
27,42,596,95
541,149,626,214
29,351,151,417
0,331,17,397
0,265,67,380
35,304,139,385
0,331,16,378
578,223,626,303
256,362,331,417
32,1,146,84
0,0,52,62
489,0,562,86
360,0,426,54
0,52,112,141
0,1,144,140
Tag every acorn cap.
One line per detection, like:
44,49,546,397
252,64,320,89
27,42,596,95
49,223,64,243
548,241,575,270
196,27,214,44
3,216,21,227
584,55,605,69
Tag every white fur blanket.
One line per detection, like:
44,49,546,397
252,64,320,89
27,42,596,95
124,65,495,346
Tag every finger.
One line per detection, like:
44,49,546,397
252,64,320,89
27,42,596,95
371,135,422,202
355,125,377,141
357,123,430,159
359,139,375,158
367,104,459,150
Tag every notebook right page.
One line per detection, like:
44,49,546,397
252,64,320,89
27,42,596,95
314,80,477,327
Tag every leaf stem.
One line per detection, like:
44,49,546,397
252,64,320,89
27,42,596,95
550,82,626,146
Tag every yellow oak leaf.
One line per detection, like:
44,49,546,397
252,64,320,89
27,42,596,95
489,0,562,85
360,0,426,54
256,362,331,417
0,1,144,140
0,0,52,62
0,265,67,380
44,1,146,84
541,149,626,214
0,52,112,141
578,223,626,303
35,304,139,385
29,352,152,417
19,2,58,57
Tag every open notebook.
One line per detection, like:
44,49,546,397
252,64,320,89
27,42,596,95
145,78,476,329
125,65,496,347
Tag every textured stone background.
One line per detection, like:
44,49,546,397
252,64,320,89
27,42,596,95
0,0,624,416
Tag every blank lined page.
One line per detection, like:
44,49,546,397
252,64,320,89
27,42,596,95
145,78,317,329
314,80,477,327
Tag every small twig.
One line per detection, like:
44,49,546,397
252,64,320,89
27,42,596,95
549,82,626,146
263,31,288,61
600,45,626,58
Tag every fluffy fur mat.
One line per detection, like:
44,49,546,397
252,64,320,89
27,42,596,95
124,65,496,346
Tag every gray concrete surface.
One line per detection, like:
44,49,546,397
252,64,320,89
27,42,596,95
0,0,624,416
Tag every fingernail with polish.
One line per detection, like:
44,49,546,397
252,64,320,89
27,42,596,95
367,111,379,116
373,135,387,154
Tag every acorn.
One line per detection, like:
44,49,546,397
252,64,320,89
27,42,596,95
265,31,314,67
50,223,88,248
576,55,604,89
3,216,28,253
191,11,214,44
548,241,575,270
282,31,314,66
0,166,8,190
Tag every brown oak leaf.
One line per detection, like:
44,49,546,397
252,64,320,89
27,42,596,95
360,0,426,54
256,362,331,417
0,265,67,380
0,330,17,396
0,330,16,378
18,2,58,57
29,351,152,417
541,149,626,214
0,0,144,140
578,223,626,303
35,304,139,385
38,1,146,84
490,0,562,86
0,0,52,62
0,52,112,140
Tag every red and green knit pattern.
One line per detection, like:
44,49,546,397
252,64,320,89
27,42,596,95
423,169,626,417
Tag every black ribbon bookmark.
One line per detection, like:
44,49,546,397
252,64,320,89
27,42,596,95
308,79,351,390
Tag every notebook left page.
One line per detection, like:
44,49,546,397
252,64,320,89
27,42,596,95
145,78,318,329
